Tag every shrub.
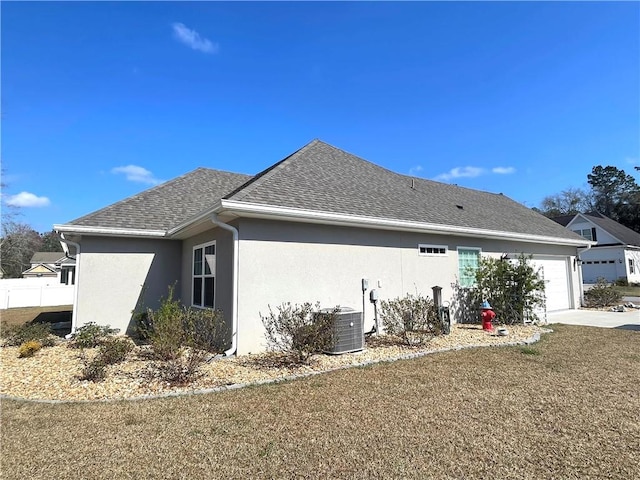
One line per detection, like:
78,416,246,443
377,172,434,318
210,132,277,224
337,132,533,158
379,294,441,345
467,254,546,325
18,340,43,358
156,348,209,386
97,337,134,365
143,286,186,360
68,322,119,349
614,278,629,287
142,285,228,385
183,307,229,354
79,357,107,382
261,302,337,364
1,321,55,347
584,278,622,308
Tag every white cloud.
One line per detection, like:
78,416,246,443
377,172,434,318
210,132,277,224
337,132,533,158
111,165,162,185
434,166,485,181
492,166,516,175
5,191,51,207
409,165,423,176
172,22,219,54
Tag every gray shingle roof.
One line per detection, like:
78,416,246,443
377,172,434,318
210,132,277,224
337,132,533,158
61,140,584,242
226,140,582,240
30,252,66,264
67,168,252,231
578,212,640,246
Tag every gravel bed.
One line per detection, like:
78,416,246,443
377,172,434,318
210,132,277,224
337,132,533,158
1,324,547,402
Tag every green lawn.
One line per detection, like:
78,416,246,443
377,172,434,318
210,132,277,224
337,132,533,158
1,324,638,479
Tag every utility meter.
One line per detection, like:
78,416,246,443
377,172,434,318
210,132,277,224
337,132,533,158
369,289,379,303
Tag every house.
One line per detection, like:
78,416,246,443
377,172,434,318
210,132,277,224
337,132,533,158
552,212,640,285
54,140,590,355
22,252,76,285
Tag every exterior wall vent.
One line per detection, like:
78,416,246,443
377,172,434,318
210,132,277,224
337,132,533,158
318,307,364,354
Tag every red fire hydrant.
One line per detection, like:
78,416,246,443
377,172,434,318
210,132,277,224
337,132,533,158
481,301,496,332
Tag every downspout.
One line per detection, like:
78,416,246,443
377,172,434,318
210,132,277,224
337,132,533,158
211,214,239,357
59,233,80,336
577,245,592,307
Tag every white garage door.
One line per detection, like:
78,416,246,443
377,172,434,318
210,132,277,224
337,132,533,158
531,256,572,311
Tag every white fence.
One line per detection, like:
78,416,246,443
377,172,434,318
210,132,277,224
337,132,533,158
0,278,74,309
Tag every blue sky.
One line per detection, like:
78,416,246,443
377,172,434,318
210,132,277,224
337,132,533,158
2,1,639,233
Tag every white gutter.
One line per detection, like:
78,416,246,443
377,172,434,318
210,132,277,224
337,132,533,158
211,214,239,357
218,200,592,247
58,233,81,336
53,224,167,238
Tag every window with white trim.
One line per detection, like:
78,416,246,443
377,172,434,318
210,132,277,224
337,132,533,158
572,228,595,241
193,241,215,308
630,258,636,275
458,248,481,287
419,244,448,256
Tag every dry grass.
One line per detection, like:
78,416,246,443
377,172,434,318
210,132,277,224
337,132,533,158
1,324,638,479
0,306,72,326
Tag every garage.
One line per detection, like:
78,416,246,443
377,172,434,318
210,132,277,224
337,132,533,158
530,256,572,311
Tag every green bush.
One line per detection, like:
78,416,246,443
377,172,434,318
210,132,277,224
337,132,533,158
469,254,546,325
261,302,337,364
614,278,629,287
143,285,228,362
18,340,43,358
68,322,119,349
1,321,55,347
584,278,622,308
97,337,134,365
379,294,441,345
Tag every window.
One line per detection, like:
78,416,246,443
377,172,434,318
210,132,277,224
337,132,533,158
419,244,447,256
458,248,481,287
630,259,636,275
193,241,215,308
572,228,597,242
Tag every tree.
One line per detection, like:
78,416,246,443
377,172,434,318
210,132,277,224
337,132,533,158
40,230,63,253
538,187,593,217
0,221,44,277
587,165,640,218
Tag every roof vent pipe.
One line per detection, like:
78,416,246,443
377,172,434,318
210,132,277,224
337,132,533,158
211,214,239,357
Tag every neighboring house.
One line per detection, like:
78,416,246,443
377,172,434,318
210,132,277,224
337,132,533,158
552,212,640,285
22,252,76,285
54,140,589,355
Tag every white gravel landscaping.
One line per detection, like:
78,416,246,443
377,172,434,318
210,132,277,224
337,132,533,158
0,324,549,402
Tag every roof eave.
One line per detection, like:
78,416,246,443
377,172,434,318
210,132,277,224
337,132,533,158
219,200,593,247
53,224,168,238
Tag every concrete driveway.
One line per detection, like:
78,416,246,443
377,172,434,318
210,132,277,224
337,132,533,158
547,308,640,331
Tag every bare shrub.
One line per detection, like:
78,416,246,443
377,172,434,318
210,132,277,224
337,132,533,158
584,278,622,308
261,303,337,364
379,294,441,345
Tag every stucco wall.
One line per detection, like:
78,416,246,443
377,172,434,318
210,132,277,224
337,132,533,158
76,236,182,335
234,219,580,355
180,222,236,333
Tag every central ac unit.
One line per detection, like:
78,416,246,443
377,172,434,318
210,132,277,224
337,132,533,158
318,307,364,355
